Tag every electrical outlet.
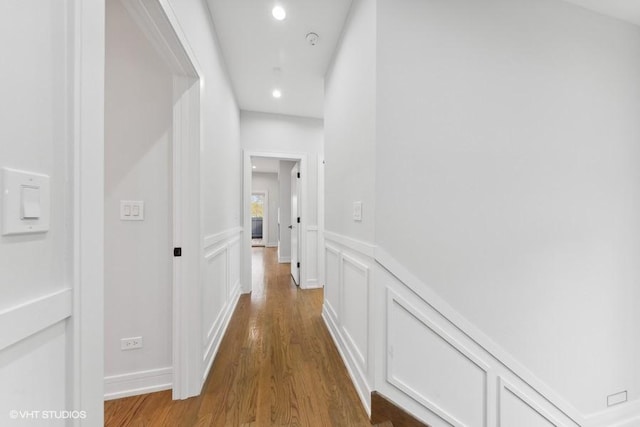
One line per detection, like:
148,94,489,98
121,336,143,351
607,390,627,407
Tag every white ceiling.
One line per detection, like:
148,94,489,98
207,0,353,119
251,157,280,174
207,0,639,120
562,0,640,26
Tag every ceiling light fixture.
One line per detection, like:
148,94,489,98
272,89,282,99
252,165,257,169
272,5,286,21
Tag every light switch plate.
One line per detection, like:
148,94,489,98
2,168,50,236
120,200,145,221
353,201,363,221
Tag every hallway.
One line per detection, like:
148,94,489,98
104,247,371,426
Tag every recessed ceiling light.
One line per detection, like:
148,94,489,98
272,5,286,21
252,165,256,169
272,89,282,99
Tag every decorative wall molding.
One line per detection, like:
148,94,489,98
203,226,242,250
322,307,371,416
201,227,243,387
498,377,563,427
324,230,375,258
104,367,172,400
0,288,72,352
387,290,490,427
321,232,640,427
322,240,372,416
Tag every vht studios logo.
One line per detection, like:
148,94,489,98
9,410,87,420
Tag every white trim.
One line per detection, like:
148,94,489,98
278,255,291,263
104,367,173,401
587,398,640,427
305,279,322,289
204,226,242,250
0,289,72,352
498,377,564,427
324,230,375,258
71,0,105,424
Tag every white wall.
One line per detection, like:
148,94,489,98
252,172,279,247
0,1,73,424
324,0,640,425
324,0,376,244
104,0,173,398
322,0,377,414
278,161,296,261
376,0,640,417
168,0,241,238
240,111,323,226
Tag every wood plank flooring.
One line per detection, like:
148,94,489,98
105,247,372,426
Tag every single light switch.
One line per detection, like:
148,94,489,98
2,168,50,235
132,205,139,216
124,205,131,216
21,185,41,219
353,201,363,221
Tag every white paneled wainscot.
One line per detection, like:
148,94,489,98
323,232,640,427
322,232,375,415
202,227,242,384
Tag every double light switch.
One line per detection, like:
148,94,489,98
120,201,145,221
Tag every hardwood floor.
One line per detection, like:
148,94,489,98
105,247,372,426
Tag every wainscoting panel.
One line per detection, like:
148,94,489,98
305,226,319,288
376,250,584,427
340,254,369,370
499,378,558,427
228,237,241,297
201,227,243,384
324,244,340,322
203,245,227,346
387,291,488,427
320,232,637,427
322,233,375,415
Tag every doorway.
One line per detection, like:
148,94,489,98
104,0,202,402
243,152,308,293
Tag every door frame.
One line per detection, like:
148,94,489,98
290,163,301,284
243,151,308,292
251,190,268,245
115,0,203,400
70,0,105,424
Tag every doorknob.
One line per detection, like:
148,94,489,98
288,225,293,229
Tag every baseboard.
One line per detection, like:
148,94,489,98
371,392,430,427
104,367,172,400
278,256,291,263
302,279,322,289
322,306,371,415
266,243,278,248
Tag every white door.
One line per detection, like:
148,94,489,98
290,163,301,285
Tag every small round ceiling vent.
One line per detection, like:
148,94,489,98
306,32,319,46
